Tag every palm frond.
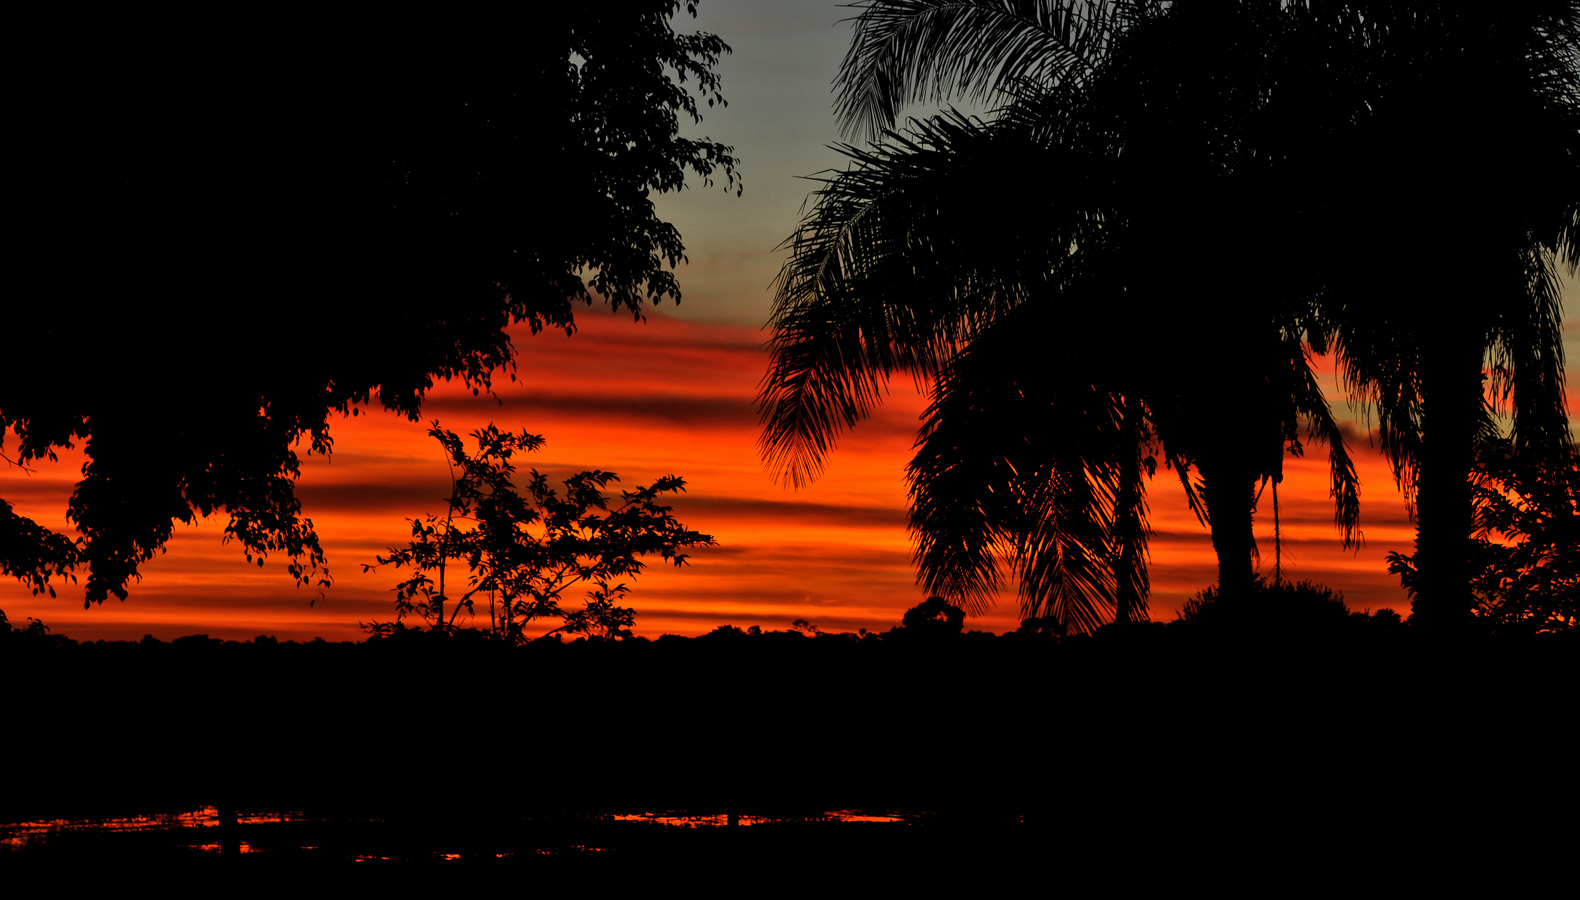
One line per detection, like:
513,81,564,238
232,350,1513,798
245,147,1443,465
1110,397,1153,622
1332,298,1426,507
758,112,1082,487
906,309,1145,632
1293,342,1363,550
1490,246,1572,457
1324,0,1580,506
835,0,1149,142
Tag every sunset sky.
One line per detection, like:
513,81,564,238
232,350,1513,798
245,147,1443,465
4,0,1576,642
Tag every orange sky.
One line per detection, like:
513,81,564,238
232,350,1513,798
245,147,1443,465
5,2,1572,641
3,310,1425,642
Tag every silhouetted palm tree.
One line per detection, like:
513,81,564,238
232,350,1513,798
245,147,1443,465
1309,2,1580,630
760,1,1363,630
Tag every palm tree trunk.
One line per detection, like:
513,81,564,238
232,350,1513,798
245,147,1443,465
1411,335,1483,633
1114,526,1139,626
1200,439,1258,604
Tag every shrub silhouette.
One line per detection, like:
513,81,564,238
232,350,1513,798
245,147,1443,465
1174,577,1362,638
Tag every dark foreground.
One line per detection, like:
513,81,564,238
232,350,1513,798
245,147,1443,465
4,624,1574,882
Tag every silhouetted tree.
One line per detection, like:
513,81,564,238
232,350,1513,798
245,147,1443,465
894,596,966,639
4,3,739,605
1013,617,1063,640
790,618,824,637
759,1,1362,631
1311,2,1579,631
365,423,713,641
701,624,748,640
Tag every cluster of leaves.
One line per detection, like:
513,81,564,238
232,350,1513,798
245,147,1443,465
1388,438,1579,634
1,495,79,598
4,3,736,605
364,424,714,642
553,4,744,317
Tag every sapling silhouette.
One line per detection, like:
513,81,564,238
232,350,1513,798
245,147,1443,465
365,423,714,642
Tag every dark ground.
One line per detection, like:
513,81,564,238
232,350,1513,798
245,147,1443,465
3,625,1574,882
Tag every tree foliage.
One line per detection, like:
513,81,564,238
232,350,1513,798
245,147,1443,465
759,0,1365,632
364,424,714,642
4,4,738,605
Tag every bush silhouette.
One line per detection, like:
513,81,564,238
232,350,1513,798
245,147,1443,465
1175,577,1362,638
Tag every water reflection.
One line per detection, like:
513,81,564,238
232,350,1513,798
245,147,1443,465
1,807,309,853
2,806,915,859
611,810,908,827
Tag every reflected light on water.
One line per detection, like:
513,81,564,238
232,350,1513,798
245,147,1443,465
3,806,917,859
194,842,260,854
611,810,909,827
827,810,907,824
1,807,306,853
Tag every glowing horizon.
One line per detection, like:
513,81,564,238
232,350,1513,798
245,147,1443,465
2,310,1423,643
